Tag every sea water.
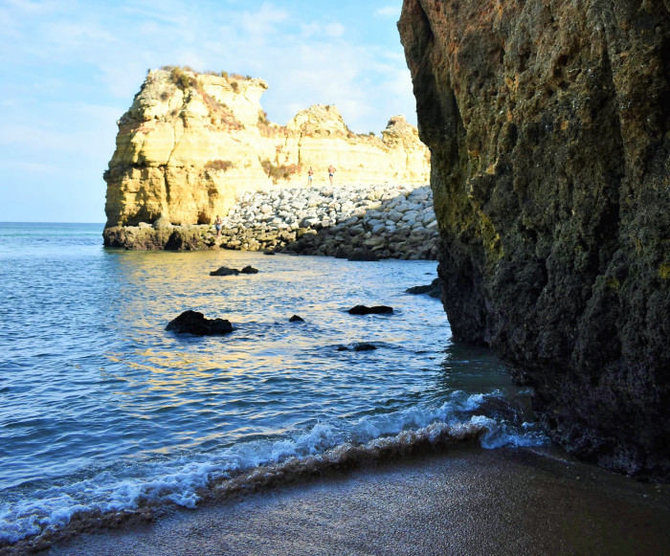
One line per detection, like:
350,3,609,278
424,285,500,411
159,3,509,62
0,222,546,545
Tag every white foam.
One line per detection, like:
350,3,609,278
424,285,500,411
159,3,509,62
0,390,546,546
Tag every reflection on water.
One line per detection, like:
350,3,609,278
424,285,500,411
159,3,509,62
0,224,544,544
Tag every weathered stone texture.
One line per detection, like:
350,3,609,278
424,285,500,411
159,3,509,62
400,0,670,477
103,68,430,229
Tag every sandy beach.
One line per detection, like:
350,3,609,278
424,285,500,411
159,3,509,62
46,446,670,555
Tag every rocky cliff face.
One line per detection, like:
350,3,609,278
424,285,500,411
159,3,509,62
104,67,429,228
399,0,670,477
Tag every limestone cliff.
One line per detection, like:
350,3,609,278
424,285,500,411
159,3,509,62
399,0,670,477
103,67,429,228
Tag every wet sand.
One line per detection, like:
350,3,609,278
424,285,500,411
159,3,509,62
48,447,670,555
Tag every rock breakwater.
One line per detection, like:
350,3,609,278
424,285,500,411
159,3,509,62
103,183,439,260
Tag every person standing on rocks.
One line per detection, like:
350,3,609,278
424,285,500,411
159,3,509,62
307,166,314,187
328,164,336,186
214,215,223,237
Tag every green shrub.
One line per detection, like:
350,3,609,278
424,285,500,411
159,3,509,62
169,67,196,89
261,160,301,182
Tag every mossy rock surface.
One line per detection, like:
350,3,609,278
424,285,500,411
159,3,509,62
400,0,670,479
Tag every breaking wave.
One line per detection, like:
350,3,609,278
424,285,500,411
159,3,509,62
0,390,546,551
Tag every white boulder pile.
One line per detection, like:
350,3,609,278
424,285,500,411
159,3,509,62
217,183,439,260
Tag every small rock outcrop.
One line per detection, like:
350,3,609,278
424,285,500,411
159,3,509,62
166,310,233,335
103,67,430,239
406,278,442,299
210,266,241,276
400,0,670,477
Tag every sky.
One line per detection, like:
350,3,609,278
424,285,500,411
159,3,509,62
0,0,417,223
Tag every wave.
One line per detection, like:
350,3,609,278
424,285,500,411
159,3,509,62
0,390,546,552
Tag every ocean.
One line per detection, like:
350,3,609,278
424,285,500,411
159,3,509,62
0,222,545,546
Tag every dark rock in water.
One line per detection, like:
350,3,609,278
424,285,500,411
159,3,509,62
336,342,378,351
166,310,233,336
353,342,377,351
240,265,259,274
210,266,240,276
289,315,305,322
347,248,379,262
406,278,443,299
399,0,670,478
103,225,212,251
263,251,276,256
348,305,394,315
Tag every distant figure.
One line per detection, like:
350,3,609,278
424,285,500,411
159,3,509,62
307,166,314,186
214,215,223,237
328,164,336,186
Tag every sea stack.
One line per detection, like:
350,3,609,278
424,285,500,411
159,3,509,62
102,67,430,247
399,0,670,477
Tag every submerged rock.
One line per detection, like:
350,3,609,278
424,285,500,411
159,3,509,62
348,305,394,315
336,342,378,352
399,0,670,478
166,310,233,336
240,265,259,274
289,315,305,322
353,342,377,351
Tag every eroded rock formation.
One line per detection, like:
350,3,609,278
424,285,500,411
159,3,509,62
103,67,429,230
399,0,670,477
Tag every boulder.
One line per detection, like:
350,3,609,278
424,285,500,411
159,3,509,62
166,310,233,335
210,266,240,276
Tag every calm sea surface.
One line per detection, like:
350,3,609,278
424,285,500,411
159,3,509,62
0,222,545,544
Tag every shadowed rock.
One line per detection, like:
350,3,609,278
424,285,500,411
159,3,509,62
347,248,380,262
289,315,305,322
240,266,259,274
210,266,240,276
348,305,394,315
399,0,670,477
166,310,233,335
406,278,442,299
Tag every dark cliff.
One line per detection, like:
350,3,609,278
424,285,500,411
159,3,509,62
399,0,670,478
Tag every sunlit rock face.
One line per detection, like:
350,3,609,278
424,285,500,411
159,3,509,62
399,0,670,478
103,67,430,228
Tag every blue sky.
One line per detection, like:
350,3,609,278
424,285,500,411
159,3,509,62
0,0,415,223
